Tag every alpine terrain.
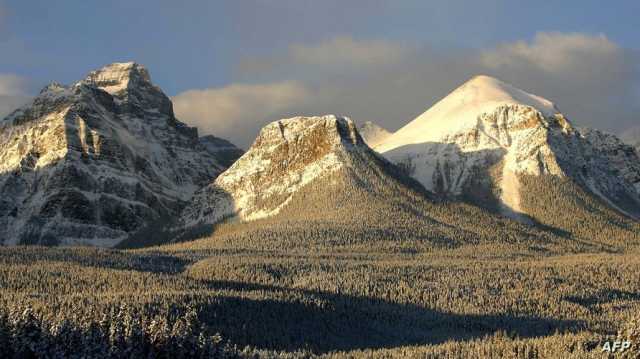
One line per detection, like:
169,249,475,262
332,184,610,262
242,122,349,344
0,62,242,247
178,114,583,250
1,76,640,358
376,75,640,237
179,114,423,232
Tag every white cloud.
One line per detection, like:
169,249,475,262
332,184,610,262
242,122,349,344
0,73,29,119
0,73,27,96
176,33,640,147
172,81,312,148
481,32,621,74
477,32,638,131
0,95,29,118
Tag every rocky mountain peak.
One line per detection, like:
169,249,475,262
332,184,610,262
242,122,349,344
179,115,375,230
376,76,640,222
377,75,561,154
228,114,365,188
253,115,362,152
0,62,242,247
80,62,173,116
39,82,68,95
81,62,151,94
453,75,559,114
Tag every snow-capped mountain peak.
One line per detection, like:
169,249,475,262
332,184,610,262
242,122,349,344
178,114,402,234
80,62,173,116
81,62,151,95
377,75,560,153
376,75,640,222
0,62,242,247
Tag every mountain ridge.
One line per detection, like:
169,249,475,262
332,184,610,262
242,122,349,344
377,75,640,225
175,114,583,251
179,115,379,230
0,62,242,246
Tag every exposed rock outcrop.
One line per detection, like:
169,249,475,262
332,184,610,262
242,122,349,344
0,62,242,246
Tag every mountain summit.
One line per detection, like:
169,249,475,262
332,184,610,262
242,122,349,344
377,75,640,232
0,62,242,246
180,115,376,229
80,62,173,116
376,75,559,154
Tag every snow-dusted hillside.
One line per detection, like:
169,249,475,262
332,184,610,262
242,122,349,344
178,114,438,238
0,62,242,247
180,115,366,228
358,121,391,148
377,75,640,220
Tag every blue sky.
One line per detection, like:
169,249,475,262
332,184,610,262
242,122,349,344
1,1,639,146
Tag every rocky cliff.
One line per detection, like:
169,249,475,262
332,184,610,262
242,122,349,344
0,62,242,246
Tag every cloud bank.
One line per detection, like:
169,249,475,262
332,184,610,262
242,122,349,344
0,73,30,119
0,73,26,96
172,81,311,147
174,32,639,148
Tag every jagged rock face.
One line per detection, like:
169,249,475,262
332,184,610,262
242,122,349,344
377,75,640,220
81,62,173,117
0,62,242,247
579,128,640,193
180,115,375,229
358,121,391,148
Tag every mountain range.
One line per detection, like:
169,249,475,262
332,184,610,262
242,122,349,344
1,64,639,248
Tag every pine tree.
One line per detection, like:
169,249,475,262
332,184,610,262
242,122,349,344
11,306,42,358
0,311,13,358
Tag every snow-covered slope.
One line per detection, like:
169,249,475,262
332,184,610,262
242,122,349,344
0,62,242,247
358,121,391,147
377,75,640,220
180,115,365,228
178,115,432,236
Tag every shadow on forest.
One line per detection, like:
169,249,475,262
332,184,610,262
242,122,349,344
188,278,583,353
384,141,575,240
0,247,587,354
564,289,640,309
1,247,583,353
0,247,190,274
